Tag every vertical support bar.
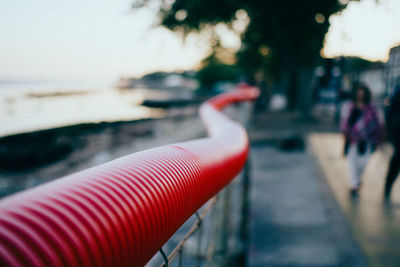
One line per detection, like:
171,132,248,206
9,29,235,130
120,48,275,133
195,211,203,267
178,247,183,267
238,160,251,266
160,248,169,267
237,100,253,266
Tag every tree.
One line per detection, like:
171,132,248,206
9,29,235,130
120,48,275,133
134,0,350,109
196,54,241,90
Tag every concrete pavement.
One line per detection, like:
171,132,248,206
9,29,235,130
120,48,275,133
248,111,366,266
310,133,400,267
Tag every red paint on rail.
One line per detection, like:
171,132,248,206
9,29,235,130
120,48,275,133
0,86,259,266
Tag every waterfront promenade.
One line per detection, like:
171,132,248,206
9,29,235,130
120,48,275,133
248,111,400,266
1,106,400,266
310,134,400,266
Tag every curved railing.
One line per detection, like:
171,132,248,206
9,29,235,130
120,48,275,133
0,86,259,267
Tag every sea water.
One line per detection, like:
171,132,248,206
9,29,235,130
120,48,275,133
0,80,166,137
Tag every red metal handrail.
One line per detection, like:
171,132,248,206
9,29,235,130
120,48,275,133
0,86,259,267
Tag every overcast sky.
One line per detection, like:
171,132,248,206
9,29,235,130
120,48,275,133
323,0,400,61
1,0,400,83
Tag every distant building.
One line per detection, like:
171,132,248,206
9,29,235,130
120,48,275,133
313,59,342,105
357,65,386,97
386,45,400,96
338,57,386,98
115,71,198,90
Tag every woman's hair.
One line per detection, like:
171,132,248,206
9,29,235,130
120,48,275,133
351,83,371,104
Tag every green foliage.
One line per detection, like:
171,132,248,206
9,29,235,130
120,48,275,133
143,0,346,77
133,0,355,97
238,1,343,81
141,71,169,81
161,0,243,31
196,54,241,90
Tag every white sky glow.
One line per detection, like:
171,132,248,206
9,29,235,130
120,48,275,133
323,0,400,61
0,0,207,83
1,0,400,83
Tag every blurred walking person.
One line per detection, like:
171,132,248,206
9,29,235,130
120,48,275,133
340,84,383,196
384,85,400,200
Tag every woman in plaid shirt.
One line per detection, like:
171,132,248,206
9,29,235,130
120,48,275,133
340,84,383,196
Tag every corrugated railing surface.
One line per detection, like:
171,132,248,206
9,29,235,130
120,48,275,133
0,86,259,267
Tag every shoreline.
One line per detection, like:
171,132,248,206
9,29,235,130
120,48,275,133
0,87,211,138
0,105,205,198
0,118,154,171
0,104,200,170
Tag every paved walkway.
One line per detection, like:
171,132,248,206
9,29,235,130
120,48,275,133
310,133,400,267
248,112,366,266
248,143,366,266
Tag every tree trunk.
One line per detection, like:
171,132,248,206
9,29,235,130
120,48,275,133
287,68,314,115
298,68,315,118
288,70,298,110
